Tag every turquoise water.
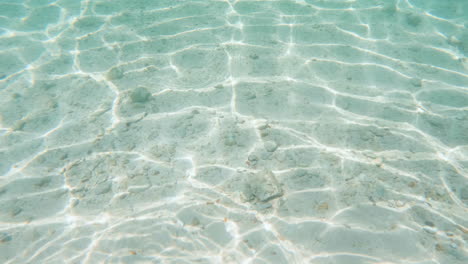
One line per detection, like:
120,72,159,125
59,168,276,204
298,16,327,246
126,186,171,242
0,0,467,263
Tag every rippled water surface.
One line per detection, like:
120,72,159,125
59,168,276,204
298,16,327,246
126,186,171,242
0,0,467,263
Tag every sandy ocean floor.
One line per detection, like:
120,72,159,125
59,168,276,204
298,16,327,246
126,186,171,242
0,0,467,263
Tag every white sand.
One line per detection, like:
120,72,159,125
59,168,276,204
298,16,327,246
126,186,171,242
0,0,467,263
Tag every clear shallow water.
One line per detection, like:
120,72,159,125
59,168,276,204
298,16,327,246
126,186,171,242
0,0,467,263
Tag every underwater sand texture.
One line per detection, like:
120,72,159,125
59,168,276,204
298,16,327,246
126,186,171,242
0,0,467,263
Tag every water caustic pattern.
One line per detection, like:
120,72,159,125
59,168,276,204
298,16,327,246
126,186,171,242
0,0,467,263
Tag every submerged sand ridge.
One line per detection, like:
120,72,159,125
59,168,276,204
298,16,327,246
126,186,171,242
0,0,467,263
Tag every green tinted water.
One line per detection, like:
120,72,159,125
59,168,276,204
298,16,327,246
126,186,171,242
0,0,467,263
